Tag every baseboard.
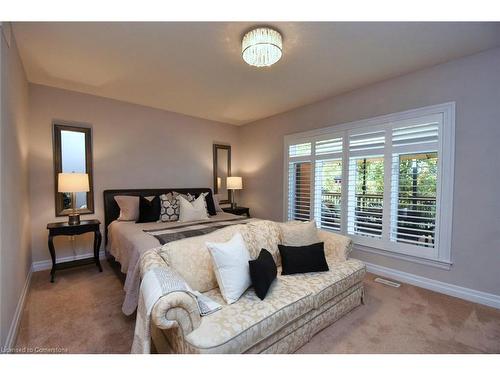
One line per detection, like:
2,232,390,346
364,261,500,310
32,251,106,272
4,266,33,351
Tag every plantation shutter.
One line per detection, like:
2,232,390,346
284,103,453,264
314,137,343,231
287,142,312,221
390,119,440,248
347,129,386,238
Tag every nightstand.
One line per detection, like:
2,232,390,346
46,219,102,282
222,206,250,217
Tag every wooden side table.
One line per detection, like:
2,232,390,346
46,219,102,282
222,206,250,217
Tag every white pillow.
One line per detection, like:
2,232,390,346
206,232,252,304
280,221,320,246
114,195,154,221
178,193,209,222
213,194,224,212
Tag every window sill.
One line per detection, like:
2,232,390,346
353,243,452,270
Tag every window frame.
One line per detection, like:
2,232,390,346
283,102,455,266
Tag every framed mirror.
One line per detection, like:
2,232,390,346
53,122,94,216
213,144,231,204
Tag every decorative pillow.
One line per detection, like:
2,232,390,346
206,232,252,304
160,224,250,292
136,196,161,223
244,220,282,267
178,194,209,222
115,195,154,221
279,221,320,246
203,191,217,216
213,194,224,212
159,192,180,222
249,249,277,300
159,192,195,222
278,242,329,275
115,195,140,221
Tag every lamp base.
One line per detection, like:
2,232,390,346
230,189,237,209
68,213,80,225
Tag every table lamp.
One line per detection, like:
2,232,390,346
227,176,243,209
58,172,90,225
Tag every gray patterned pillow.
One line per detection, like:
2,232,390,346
159,192,196,222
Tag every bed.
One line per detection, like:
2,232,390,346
103,188,252,315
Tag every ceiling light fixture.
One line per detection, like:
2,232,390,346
242,27,283,67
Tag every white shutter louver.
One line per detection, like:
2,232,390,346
288,161,312,221
289,142,311,157
315,138,343,156
392,122,439,147
348,130,385,154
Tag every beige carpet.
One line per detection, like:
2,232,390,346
15,261,500,354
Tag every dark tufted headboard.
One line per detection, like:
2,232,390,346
103,188,215,244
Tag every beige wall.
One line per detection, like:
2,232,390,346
28,84,240,263
239,47,500,295
0,29,31,346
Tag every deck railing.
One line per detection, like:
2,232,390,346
320,192,436,245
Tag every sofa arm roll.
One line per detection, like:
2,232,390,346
152,291,202,334
317,229,353,261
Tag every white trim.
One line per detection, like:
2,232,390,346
364,261,500,310
436,102,455,262
354,244,452,270
32,251,106,272
4,267,33,351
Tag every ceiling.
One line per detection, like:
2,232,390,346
13,22,500,125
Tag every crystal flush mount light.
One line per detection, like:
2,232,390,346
242,27,283,67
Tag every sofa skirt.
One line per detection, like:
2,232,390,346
151,283,364,354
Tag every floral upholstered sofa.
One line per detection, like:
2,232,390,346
137,220,366,354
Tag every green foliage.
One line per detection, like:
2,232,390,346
398,153,437,198
318,153,437,199
355,158,384,195
320,160,342,193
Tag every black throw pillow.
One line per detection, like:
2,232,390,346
278,242,329,275
136,196,161,223
248,249,277,300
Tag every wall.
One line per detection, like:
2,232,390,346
0,27,31,347
239,47,500,296
28,84,240,263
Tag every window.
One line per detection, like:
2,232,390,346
284,103,455,264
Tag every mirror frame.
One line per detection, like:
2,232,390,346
53,121,95,217
213,144,231,204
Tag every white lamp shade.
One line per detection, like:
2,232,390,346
58,173,90,193
227,176,243,190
